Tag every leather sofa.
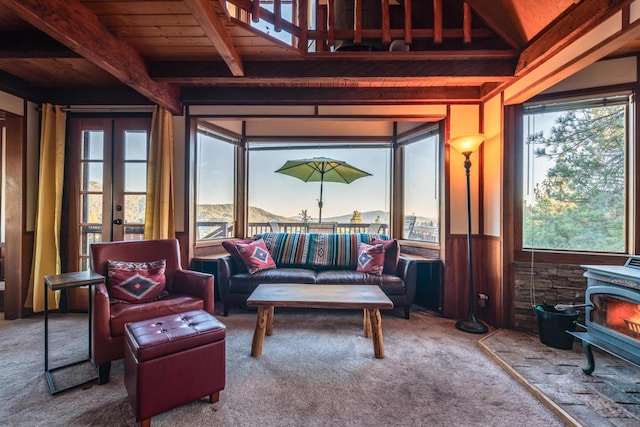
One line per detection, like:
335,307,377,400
90,239,215,384
218,232,417,318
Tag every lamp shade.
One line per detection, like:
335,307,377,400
449,134,485,155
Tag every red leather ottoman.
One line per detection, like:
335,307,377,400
124,310,226,427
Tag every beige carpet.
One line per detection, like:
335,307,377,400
0,309,563,426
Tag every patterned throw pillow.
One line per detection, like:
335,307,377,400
222,238,257,273
356,243,385,276
372,238,400,274
107,259,167,304
234,238,277,274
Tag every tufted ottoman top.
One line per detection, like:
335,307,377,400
125,310,226,363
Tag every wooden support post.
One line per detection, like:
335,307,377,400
404,0,412,45
274,0,282,32
382,0,390,44
298,0,309,51
354,0,362,44
463,2,472,43
433,0,442,44
252,0,261,23
328,0,335,47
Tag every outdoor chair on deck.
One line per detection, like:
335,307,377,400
90,239,215,384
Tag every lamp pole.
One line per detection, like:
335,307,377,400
449,134,488,334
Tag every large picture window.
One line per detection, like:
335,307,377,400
247,142,391,235
401,128,440,243
522,94,629,253
195,126,237,241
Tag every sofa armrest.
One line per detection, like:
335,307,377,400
172,269,215,315
217,255,236,302
397,256,417,303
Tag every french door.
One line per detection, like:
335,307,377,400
67,117,151,272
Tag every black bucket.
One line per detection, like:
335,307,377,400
535,304,578,350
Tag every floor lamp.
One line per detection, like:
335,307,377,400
449,134,488,334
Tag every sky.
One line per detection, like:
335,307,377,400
197,136,440,222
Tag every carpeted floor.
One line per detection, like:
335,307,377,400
0,308,564,427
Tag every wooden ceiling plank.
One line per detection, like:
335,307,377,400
516,0,631,75
2,0,181,113
184,0,244,76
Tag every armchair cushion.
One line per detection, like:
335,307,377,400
107,259,167,304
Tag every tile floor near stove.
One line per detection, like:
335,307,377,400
480,329,640,426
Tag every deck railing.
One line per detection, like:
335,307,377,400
196,221,390,240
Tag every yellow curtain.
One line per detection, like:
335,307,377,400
25,104,66,312
144,106,176,240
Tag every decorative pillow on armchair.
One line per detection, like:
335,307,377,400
356,243,385,276
107,259,167,304
234,238,277,274
372,238,400,274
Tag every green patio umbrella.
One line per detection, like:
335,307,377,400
275,157,372,223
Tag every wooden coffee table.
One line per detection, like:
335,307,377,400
246,283,394,359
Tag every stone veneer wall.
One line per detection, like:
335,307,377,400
513,261,588,334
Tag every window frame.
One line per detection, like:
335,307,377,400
396,123,442,245
193,122,241,243
513,87,636,264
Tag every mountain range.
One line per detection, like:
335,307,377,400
197,204,434,225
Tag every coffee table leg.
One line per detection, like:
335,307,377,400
363,309,372,338
368,309,385,359
251,306,270,357
266,306,274,336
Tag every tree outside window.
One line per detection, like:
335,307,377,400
523,97,627,252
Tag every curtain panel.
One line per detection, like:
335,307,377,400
144,106,176,240
26,104,66,312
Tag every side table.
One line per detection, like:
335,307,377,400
44,271,104,395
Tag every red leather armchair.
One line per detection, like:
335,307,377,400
90,239,214,384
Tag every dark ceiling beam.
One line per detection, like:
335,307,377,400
43,87,154,106
150,59,516,84
515,0,632,75
181,86,482,104
0,31,80,58
464,0,525,50
1,0,181,114
183,0,244,76
0,69,43,103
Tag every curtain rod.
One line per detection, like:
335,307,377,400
36,105,155,113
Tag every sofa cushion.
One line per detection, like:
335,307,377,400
235,238,277,274
261,232,384,268
372,238,400,274
315,270,406,294
107,259,167,303
356,243,385,276
228,268,317,294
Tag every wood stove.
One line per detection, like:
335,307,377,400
571,256,640,374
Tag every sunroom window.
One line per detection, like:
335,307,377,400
195,127,238,241
247,141,391,235
400,128,440,243
522,94,629,253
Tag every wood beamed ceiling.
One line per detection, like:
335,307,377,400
0,0,636,112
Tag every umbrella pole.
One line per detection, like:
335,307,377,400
318,175,324,223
